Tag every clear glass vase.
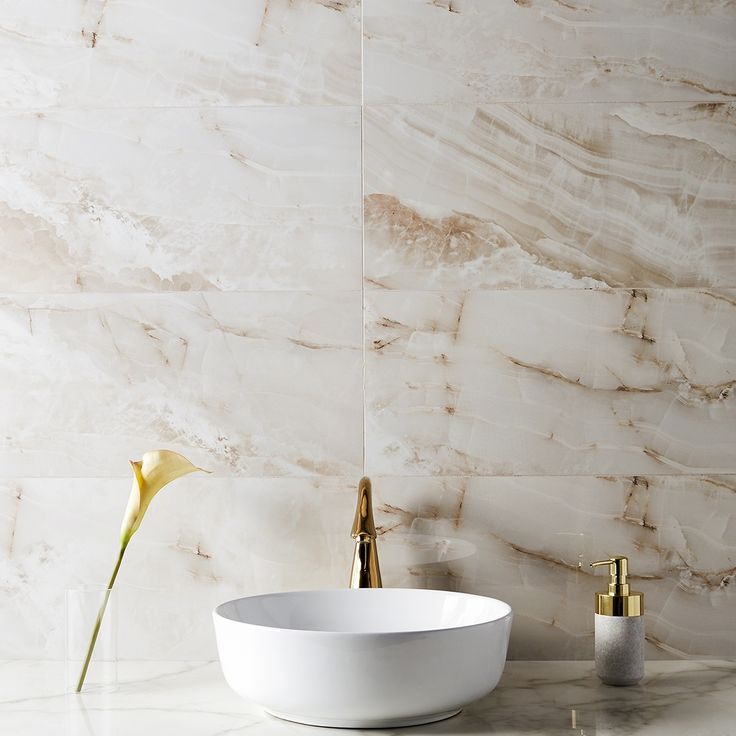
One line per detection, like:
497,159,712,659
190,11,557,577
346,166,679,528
65,586,118,694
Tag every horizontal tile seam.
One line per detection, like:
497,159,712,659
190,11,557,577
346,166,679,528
0,103,364,113
0,287,733,298
362,97,736,108
0,98,732,113
361,287,736,293
4,473,734,481
0,290,365,297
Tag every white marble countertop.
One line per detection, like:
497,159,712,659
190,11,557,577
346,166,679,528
1,660,734,735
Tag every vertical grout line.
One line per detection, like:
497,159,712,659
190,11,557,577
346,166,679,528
360,0,366,477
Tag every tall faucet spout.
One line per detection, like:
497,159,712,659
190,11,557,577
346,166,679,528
349,476,382,588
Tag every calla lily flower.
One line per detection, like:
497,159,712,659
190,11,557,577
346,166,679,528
120,450,205,547
76,450,207,692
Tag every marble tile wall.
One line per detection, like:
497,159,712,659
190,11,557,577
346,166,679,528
0,106,362,291
0,0,362,107
363,0,736,104
363,102,736,289
361,0,736,661
0,0,366,663
0,1,734,661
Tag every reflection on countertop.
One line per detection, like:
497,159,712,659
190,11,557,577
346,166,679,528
0,659,733,735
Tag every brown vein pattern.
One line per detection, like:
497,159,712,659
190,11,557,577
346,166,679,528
366,289,736,476
371,475,736,659
364,103,736,290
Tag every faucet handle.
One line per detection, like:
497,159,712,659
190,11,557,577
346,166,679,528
351,476,377,539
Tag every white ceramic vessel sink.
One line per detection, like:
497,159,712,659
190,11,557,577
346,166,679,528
213,588,512,728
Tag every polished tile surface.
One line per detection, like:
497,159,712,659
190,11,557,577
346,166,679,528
365,103,736,290
372,475,736,660
0,107,362,292
0,477,356,660
2,474,732,661
0,0,735,665
364,0,736,104
0,293,362,476
0,0,361,107
1,660,734,735
366,289,736,477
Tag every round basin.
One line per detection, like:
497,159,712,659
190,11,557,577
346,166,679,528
213,588,513,728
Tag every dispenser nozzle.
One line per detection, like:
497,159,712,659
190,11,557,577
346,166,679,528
591,556,629,588
590,555,642,616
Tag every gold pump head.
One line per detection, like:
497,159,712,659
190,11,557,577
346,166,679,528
590,556,643,617
349,477,382,589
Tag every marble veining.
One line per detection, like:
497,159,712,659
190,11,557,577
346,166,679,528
372,475,736,660
1,0,735,669
364,0,736,104
1,660,734,735
0,293,362,476
364,103,736,290
2,474,732,661
366,289,736,476
0,0,361,107
0,477,357,660
0,106,362,292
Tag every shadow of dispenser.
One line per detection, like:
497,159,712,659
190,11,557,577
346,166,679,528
349,477,382,589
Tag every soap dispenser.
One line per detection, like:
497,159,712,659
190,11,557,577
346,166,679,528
590,556,644,686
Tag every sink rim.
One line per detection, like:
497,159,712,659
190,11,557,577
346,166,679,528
213,587,513,637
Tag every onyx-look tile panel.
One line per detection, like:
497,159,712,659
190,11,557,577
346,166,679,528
0,292,362,477
0,107,362,292
366,289,736,477
2,472,733,660
370,475,736,659
0,477,357,659
0,0,361,107
363,0,736,105
364,103,736,290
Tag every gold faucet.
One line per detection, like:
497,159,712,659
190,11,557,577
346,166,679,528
349,476,382,588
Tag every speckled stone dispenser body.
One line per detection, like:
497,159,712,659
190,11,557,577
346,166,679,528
594,613,644,686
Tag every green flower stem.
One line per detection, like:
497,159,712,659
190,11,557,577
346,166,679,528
75,545,127,693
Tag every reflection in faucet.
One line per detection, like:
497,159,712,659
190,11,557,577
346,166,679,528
349,477,382,589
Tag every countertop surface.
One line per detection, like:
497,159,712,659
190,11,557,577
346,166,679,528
1,659,734,735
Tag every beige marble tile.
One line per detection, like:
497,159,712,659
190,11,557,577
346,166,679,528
2,660,736,735
0,476,357,659
6,474,728,660
364,103,736,290
369,475,736,659
366,289,736,476
0,0,361,107
0,292,362,476
0,106,361,292
364,0,736,104
0,0,733,669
